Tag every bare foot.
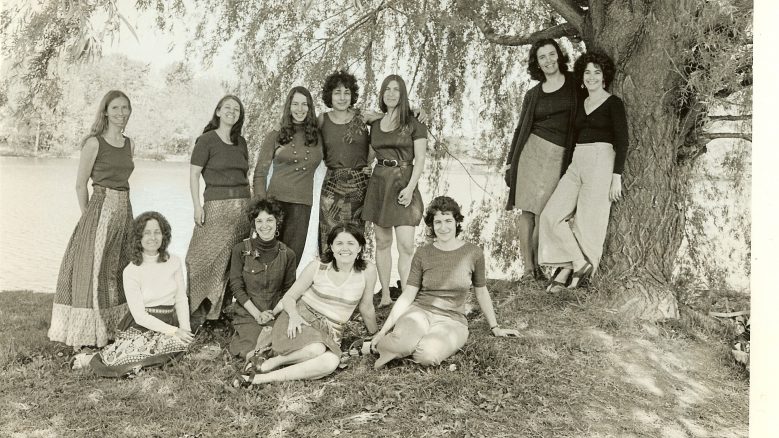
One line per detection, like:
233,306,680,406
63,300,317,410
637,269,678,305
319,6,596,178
378,298,393,308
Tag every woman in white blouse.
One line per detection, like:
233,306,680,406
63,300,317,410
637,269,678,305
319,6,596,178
72,211,193,377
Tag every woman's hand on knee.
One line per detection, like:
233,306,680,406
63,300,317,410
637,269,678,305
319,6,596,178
287,313,309,339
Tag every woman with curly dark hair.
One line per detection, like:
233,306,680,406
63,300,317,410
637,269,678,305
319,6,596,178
228,197,297,358
539,51,629,291
72,211,193,377
503,38,580,282
316,70,373,254
233,222,377,386
370,196,520,369
187,95,252,330
254,86,324,271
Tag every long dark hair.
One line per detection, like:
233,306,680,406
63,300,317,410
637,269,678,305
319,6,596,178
424,196,465,238
321,222,367,272
202,95,245,144
128,211,172,266
378,74,414,130
82,90,132,148
527,38,570,82
278,86,319,147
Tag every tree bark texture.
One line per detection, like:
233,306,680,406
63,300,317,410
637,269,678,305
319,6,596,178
578,0,690,319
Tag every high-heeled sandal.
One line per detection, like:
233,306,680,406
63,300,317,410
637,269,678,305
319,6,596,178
567,263,593,289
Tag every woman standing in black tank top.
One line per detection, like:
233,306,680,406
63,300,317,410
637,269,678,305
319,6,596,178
49,90,136,351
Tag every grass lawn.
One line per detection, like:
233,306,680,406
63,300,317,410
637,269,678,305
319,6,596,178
0,282,748,437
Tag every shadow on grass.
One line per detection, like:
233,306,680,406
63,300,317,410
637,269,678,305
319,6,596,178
0,286,748,437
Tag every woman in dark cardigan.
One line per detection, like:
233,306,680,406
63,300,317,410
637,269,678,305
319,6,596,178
504,39,580,281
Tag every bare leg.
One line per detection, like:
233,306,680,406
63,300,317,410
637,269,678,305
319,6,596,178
259,343,326,373
373,225,394,307
252,351,341,383
394,226,416,291
518,212,536,276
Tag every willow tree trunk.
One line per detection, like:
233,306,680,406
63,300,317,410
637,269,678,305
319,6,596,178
581,0,691,320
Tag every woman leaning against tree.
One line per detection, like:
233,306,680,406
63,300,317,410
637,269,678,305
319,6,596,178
539,51,629,291
48,90,136,351
503,38,580,282
186,95,252,331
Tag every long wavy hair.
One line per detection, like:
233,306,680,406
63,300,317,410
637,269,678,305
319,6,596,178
128,211,172,266
81,90,132,148
320,222,367,272
424,196,465,238
202,95,245,145
527,38,570,82
573,51,617,90
278,86,319,147
378,74,414,130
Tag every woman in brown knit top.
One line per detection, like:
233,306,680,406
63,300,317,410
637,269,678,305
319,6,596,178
371,196,520,368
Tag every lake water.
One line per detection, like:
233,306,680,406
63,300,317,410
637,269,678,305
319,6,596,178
0,156,504,292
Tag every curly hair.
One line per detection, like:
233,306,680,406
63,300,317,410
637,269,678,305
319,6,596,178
320,222,367,272
424,196,465,238
128,211,172,266
573,51,616,90
245,196,285,227
278,86,319,147
527,38,570,82
322,70,359,108
202,95,245,145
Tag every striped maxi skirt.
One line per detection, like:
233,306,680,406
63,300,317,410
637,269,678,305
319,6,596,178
48,185,133,348
318,167,370,254
185,198,251,320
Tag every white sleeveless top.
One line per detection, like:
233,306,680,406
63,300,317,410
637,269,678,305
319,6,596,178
300,262,365,324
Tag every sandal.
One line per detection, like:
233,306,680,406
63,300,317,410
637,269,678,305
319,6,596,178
347,338,374,357
546,268,571,293
567,263,593,289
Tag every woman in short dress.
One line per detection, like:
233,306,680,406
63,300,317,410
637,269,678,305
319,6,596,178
254,86,324,271
187,95,252,329
371,196,520,368
73,211,193,377
49,90,136,350
228,197,297,358
503,39,579,281
233,223,377,386
539,51,629,291
362,74,427,307
317,70,372,253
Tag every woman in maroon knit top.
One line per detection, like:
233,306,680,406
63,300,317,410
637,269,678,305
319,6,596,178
539,51,629,291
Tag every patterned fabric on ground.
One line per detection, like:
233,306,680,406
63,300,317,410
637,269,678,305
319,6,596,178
186,198,251,320
318,168,369,254
49,186,132,348
89,306,187,378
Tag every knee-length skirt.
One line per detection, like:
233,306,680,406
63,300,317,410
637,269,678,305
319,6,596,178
319,167,370,253
271,300,344,355
362,165,423,227
48,185,133,348
514,134,565,214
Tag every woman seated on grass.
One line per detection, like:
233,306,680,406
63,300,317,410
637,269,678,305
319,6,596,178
73,211,194,377
371,196,520,369
233,223,377,386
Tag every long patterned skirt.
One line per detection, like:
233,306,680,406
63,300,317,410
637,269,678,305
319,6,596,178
318,168,370,254
186,198,251,320
48,186,133,348
89,305,188,378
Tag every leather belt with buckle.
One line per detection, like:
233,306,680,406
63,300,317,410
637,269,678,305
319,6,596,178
377,159,411,168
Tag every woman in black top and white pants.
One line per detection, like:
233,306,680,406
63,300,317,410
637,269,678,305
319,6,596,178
539,51,629,290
